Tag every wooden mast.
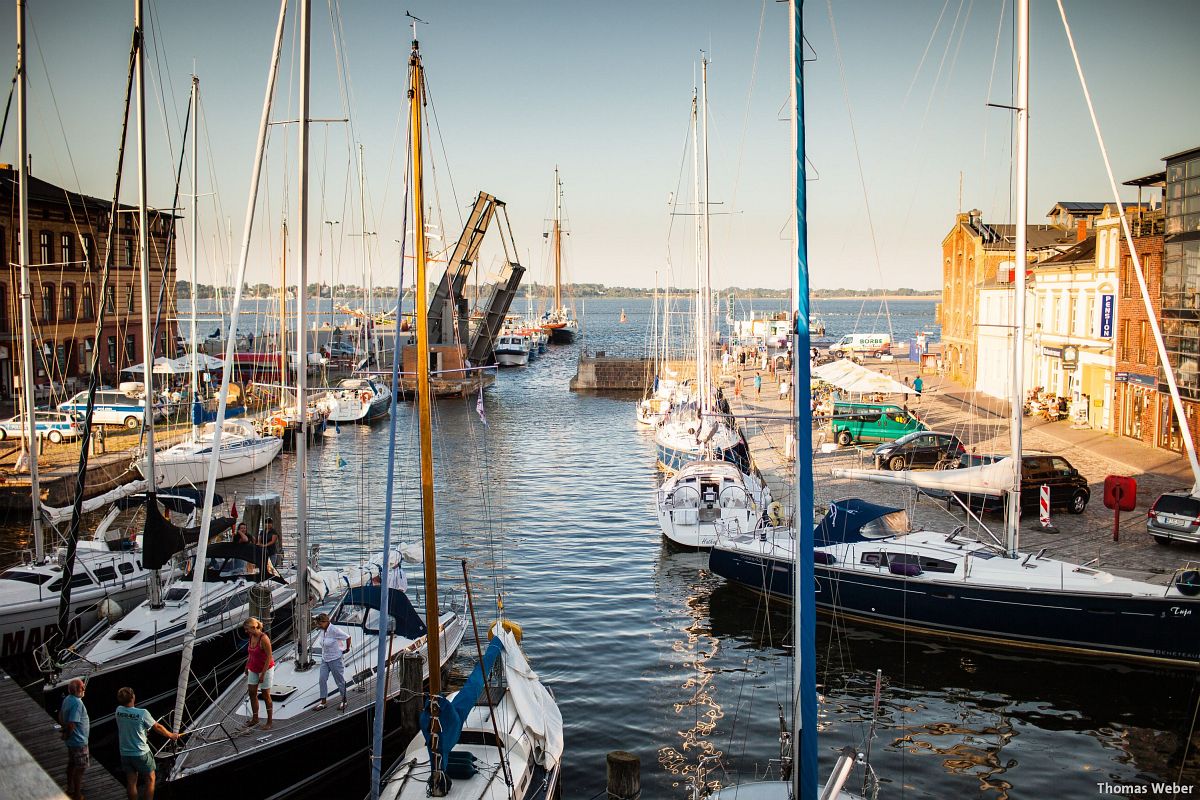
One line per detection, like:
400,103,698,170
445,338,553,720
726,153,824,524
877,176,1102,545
409,33,445,793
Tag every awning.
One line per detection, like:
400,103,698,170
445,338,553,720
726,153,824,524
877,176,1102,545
813,359,915,395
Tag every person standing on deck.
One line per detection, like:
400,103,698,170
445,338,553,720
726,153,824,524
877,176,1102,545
243,617,275,729
115,686,183,800
315,612,351,711
59,678,89,800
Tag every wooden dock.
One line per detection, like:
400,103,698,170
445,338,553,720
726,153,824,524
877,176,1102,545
0,668,126,800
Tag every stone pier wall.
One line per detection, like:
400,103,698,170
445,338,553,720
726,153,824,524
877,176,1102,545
570,353,696,392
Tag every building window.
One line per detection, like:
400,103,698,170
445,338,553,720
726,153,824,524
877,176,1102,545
1165,155,1200,236
40,341,53,376
39,230,51,265
81,234,94,268
1085,294,1095,337
124,334,136,362
0,283,6,328
41,282,55,322
1068,294,1079,336
124,238,135,266
1119,319,1130,362
107,336,118,365
61,234,74,266
81,283,95,320
1139,321,1149,364
61,284,76,321
104,285,116,314
80,338,92,371
126,284,135,313
56,342,68,373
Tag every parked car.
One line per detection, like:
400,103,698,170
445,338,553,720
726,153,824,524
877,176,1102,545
1146,491,1200,546
950,453,1090,515
325,341,356,358
58,389,161,429
873,431,966,471
831,401,926,446
0,411,83,444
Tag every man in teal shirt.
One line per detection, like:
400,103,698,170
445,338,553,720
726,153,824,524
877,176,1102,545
59,678,89,800
115,686,184,800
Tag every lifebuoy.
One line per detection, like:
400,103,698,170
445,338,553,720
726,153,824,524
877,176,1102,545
488,619,523,643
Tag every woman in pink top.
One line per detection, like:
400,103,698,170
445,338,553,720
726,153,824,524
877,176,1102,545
244,617,275,729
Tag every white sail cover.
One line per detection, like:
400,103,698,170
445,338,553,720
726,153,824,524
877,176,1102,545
498,628,564,770
42,479,150,524
832,456,1016,497
812,359,915,395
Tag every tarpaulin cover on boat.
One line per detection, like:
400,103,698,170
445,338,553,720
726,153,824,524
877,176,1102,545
116,487,224,513
142,495,234,570
197,541,284,583
421,635,504,776
496,627,563,768
831,456,1016,497
343,585,427,639
814,498,909,546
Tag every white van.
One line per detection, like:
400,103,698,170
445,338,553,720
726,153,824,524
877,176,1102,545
58,390,159,429
828,333,892,359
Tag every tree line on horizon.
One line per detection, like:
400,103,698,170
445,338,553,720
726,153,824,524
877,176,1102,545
176,280,940,300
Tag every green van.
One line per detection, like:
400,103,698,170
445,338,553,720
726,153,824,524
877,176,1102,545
831,401,926,446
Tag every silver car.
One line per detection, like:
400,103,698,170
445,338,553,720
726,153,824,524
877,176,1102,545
1146,491,1200,546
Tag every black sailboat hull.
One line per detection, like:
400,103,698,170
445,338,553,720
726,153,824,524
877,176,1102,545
547,327,575,344
709,546,1200,666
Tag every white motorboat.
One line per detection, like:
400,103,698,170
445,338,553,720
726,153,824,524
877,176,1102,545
137,419,282,489
657,460,772,549
493,334,531,367
324,377,391,423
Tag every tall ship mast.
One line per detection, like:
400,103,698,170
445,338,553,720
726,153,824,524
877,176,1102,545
539,166,578,343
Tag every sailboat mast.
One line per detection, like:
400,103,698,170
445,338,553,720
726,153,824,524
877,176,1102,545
790,1,818,796
14,0,43,562
358,143,372,364
690,87,704,412
1006,0,1030,557
700,55,712,413
294,0,312,668
411,34,442,702
189,76,199,439
279,221,288,392
553,166,562,310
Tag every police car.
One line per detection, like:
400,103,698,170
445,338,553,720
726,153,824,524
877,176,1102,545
0,411,83,444
58,389,160,429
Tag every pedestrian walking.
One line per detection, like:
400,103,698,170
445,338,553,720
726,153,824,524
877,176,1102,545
59,679,89,800
913,375,923,395
315,612,352,711
115,686,183,800
754,372,762,398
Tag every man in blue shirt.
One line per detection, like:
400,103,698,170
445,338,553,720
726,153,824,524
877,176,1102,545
115,686,184,800
59,678,89,800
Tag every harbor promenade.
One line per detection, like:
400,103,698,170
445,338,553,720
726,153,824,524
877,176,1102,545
726,357,1200,585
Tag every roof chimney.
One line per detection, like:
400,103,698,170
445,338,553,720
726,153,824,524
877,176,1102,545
1076,219,1087,243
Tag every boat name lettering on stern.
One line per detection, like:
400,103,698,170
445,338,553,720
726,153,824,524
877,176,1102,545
1168,606,1192,617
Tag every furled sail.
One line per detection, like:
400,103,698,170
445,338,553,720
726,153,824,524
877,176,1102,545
832,456,1016,497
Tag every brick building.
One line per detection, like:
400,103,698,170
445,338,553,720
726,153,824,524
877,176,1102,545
0,164,177,413
1114,146,1200,453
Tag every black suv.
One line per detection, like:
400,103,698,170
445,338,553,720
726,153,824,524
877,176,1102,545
873,432,966,471
950,453,1090,515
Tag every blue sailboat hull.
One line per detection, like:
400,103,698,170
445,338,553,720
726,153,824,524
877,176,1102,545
709,545,1200,666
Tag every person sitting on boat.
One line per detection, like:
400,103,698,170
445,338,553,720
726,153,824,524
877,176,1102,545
258,517,280,557
243,618,274,730
234,522,251,545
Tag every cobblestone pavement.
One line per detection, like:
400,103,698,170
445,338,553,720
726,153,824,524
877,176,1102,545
726,361,1200,586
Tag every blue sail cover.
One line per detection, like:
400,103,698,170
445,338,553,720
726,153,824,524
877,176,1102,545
192,400,244,425
343,585,427,639
421,636,505,772
814,498,905,547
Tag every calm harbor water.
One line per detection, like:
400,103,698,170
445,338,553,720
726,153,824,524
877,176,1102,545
3,297,1198,798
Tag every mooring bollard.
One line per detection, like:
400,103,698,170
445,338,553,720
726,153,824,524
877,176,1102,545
606,750,640,800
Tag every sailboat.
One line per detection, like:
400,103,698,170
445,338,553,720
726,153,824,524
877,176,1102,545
712,0,1200,671
656,63,771,550
168,7,465,795
374,31,562,800
539,168,578,344
711,3,872,796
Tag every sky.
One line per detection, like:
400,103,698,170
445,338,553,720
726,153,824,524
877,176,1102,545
1,0,1197,292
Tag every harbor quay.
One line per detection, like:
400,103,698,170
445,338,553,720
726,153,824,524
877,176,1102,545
727,356,1200,585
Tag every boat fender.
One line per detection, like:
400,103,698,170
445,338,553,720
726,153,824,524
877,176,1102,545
488,619,522,643
1177,569,1200,597
767,501,785,526
98,598,125,622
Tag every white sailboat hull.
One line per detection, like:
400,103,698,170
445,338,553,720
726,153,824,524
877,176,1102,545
138,435,283,488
